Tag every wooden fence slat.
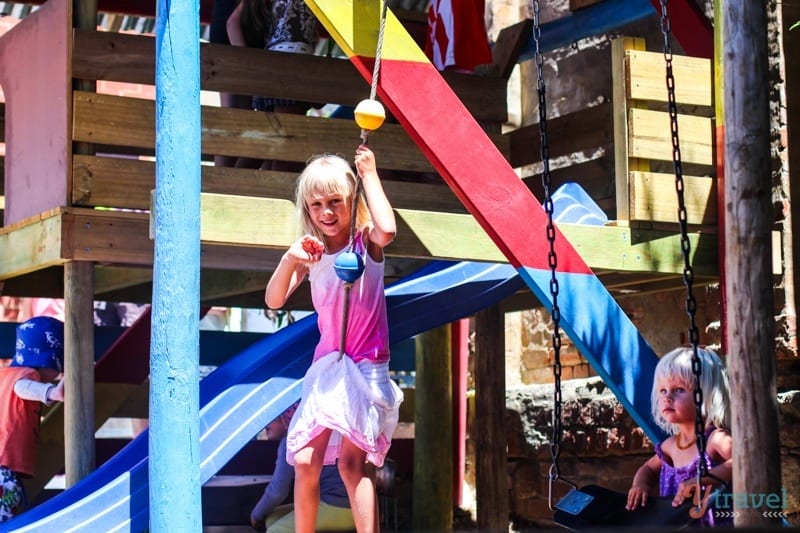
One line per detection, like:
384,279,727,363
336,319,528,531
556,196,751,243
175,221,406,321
73,91,512,172
72,154,465,212
629,171,716,225
72,29,508,123
628,108,713,166
627,49,713,106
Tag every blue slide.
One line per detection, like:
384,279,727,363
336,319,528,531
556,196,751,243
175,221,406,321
2,261,524,532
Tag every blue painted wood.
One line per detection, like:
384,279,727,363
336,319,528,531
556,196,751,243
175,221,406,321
518,267,664,441
150,0,202,530
520,0,654,58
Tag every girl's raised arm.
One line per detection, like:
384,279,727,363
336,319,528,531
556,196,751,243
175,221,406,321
354,145,395,256
225,2,246,47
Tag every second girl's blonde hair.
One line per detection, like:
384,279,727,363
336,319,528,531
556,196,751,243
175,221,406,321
295,154,371,244
651,346,731,434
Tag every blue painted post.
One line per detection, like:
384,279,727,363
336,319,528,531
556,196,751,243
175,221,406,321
151,0,202,530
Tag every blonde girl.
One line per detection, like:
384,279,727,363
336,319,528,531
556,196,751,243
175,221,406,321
627,347,733,526
265,145,402,533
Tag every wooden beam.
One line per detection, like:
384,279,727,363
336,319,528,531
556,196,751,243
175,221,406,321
626,49,713,107
1,202,725,287
474,305,507,530
491,20,533,80
629,171,717,226
93,266,153,294
0,210,67,278
191,194,722,275
73,91,493,173
72,29,508,123
628,108,714,166
413,325,453,531
72,154,465,213
63,261,96,487
613,37,647,222
506,102,613,168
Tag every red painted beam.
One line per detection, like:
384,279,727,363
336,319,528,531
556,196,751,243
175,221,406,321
648,0,713,59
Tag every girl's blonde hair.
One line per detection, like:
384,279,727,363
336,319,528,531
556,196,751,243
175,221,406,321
651,346,731,434
295,154,371,244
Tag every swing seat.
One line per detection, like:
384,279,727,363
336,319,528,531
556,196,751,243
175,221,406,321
553,484,695,530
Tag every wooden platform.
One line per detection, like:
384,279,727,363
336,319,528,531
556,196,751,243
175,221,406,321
0,2,742,314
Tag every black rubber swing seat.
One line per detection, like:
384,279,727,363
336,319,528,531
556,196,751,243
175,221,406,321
553,484,695,531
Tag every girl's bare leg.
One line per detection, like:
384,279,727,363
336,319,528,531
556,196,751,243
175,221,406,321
293,429,331,533
338,438,378,533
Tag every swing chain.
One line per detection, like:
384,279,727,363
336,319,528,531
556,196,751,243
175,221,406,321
533,0,564,481
659,0,708,480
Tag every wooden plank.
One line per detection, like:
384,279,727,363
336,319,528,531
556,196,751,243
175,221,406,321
194,193,721,275
0,0,71,225
412,325,453,531
612,37,647,223
0,210,66,278
200,193,298,248
1,202,724,288
629,171,716,226
73,91,486,172
627,49,713,107
63,261,96,486
72,154,465,213
474,305,508,531
522,157,616,216
490,20,533,80
72,29,508,123
628,108,713,166
62,209,154,265
62,208,286,270
506,102,613,168
94,266,153,294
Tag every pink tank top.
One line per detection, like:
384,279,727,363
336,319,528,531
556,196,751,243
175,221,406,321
308,233,390,363
0,366,42,475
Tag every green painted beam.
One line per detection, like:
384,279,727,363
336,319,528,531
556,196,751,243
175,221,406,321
0,211,66,279
197,193,719,276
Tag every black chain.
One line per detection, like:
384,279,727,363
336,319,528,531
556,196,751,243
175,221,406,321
659,0,707,480
533,0,564,483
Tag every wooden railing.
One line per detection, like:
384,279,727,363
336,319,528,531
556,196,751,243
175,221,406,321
612,36,716,228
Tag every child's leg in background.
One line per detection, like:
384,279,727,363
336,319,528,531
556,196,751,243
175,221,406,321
0,466,25,522
293,429,331,533
338,438,378,533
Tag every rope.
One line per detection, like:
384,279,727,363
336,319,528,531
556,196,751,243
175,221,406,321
361,0,389,144
338,1,389,360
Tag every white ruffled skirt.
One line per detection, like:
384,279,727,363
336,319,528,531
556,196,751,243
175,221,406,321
286,351,404,468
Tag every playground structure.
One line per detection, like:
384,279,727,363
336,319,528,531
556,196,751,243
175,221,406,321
0,0,793,530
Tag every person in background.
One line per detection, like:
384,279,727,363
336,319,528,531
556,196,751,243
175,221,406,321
226,0,319,171
0,316,65,522
250,402,354,532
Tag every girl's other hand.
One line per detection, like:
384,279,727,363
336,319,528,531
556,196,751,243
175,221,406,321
626,485,649,510
287,235,324,264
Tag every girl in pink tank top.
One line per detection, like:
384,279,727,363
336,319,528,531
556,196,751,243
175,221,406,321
265,145,402,533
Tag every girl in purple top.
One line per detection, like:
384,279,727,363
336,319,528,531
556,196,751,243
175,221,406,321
627,347,733,526
265,145,402,533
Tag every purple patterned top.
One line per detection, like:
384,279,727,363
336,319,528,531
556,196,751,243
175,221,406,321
656,426,731,527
